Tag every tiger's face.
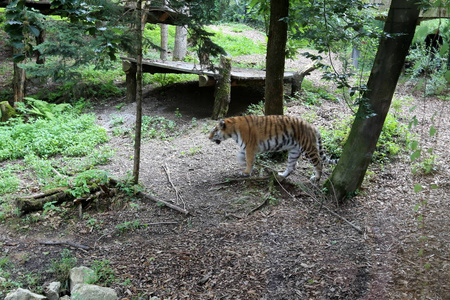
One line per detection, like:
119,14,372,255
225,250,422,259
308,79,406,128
209,120,228,144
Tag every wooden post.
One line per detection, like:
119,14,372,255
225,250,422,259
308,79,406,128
211,55,231,120
291,62,321,97
123,60,137,103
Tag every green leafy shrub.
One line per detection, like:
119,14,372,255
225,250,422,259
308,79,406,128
142,116,178,140
321,112,410,162
0,167,20,195
0,112,109,161
68,169,109,198
50,249,77,283
88,260,115,286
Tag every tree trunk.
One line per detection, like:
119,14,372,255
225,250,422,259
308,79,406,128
133,0,146,184
326,0,421,202
211,55,232,120
160,0,168,60
264,0,289,115
123,60,137,103
173,25,187,61
160,23,168,60
13,56,26,106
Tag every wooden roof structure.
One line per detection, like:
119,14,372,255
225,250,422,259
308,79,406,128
0,1,186,25
373,0,450,21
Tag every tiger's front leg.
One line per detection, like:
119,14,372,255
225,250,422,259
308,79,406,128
237,149,246,166
240,147,256,176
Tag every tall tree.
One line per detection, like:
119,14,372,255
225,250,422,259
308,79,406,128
325,0,421,202
264,0,289,115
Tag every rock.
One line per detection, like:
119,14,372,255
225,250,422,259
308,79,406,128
60,296,70,300
44,282,61,300
71,283,117,300
69,266,95,292
4,288,47,300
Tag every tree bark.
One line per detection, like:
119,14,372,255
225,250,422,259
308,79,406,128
173,25,187,61
160,23,168,60
123,60,137,103
211,55,231,120
264,0,289,116
133,0,146,184
326,0,421,202
13,55,26,106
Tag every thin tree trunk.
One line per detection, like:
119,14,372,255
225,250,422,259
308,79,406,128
133,0,147,184
160,23,168,60
264,0,289,115
326,0,420,202
160,0,168,60
211,55,232,120
173,25,187,61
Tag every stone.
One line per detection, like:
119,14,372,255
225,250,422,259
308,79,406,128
69,266,96,292
44,282,61,300
4,288,47,300
71,283,117,300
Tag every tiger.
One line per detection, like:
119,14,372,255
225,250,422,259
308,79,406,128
209,115,338,182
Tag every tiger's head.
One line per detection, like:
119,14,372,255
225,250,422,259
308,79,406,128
209,120,229,144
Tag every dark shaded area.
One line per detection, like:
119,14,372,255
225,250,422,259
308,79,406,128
145,81,264,119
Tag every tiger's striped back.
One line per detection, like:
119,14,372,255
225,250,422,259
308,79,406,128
209,115,338,181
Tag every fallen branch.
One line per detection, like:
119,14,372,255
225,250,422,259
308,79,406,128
16,187,73,215
213,176,271,185
247,193,271,216
137,191,191,215
320,205,363,234
39,240,90,251
272,175,363,234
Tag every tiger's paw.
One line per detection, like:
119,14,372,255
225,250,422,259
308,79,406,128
310,175,320,183
239,171,251,177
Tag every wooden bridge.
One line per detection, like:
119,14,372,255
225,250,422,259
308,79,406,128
121,57,297,118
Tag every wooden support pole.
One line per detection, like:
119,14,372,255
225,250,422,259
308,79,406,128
211,56,231,120
291,62,320,97
123,60,137,103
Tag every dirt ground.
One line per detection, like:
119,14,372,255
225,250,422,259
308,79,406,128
1,28,450,300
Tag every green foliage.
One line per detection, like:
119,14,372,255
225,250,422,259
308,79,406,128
18,97,72,120
50,249,77,283
0,110,108,161
68,170,109,198
321,111,410,162
244,101,265,116
0,166,20,196
143,73,197,87
115,219,145,234
207,25,266,57
88,260,115,287
4,0,45,62
142,116,178,140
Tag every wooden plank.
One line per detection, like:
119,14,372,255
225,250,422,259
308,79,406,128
120,57,295,82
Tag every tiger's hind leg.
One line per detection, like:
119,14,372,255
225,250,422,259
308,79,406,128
279,148,302,177
307,154,323,182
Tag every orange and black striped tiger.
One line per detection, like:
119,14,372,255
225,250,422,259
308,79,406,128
209,115,338,182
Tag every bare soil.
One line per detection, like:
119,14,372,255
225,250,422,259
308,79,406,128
1,28,449,300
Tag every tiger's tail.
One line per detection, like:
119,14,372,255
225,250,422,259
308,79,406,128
318,135,339,165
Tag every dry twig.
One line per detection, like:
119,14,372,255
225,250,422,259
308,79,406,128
163,163,186,209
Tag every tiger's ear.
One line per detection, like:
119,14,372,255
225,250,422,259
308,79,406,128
219,120,226,129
